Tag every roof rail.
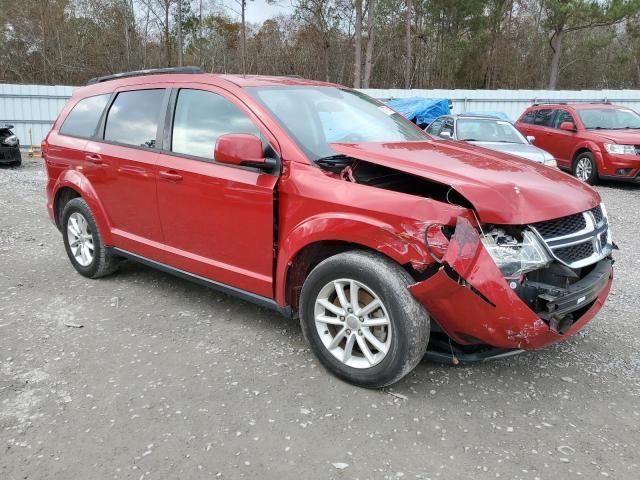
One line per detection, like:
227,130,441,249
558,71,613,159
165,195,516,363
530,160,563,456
87,66,204,85
532,101,567,106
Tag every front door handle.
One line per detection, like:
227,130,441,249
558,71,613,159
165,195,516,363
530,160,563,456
159,170,183,182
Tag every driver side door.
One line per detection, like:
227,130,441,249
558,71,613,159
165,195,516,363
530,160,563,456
154,87,279,298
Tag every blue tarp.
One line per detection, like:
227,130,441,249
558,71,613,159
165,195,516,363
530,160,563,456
384,97,450,126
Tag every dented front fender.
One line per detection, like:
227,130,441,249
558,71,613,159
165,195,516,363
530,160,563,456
409,217,613,349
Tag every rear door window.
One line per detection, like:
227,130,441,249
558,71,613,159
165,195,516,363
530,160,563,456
171,89,259,160
533,109,554,127
59,94,111,138
104,89,165,148
520,111,536,124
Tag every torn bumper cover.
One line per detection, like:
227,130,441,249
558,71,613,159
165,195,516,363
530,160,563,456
409,217,613,350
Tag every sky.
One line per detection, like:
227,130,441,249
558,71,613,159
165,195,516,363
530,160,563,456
221,0,293,24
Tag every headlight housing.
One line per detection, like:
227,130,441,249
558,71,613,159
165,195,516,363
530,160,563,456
604,143,636,155
2,134,18,147
481,228,551,277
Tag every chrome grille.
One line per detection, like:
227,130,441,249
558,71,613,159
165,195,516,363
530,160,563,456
530,205,612,268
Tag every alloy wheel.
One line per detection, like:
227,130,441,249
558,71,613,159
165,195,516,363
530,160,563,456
314,278,392,369
67,212,94,267
575,157,592,182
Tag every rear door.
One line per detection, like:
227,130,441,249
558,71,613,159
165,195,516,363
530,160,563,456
84,88,168,254
154,86,279,298
549,108,578,168
524,108,556,153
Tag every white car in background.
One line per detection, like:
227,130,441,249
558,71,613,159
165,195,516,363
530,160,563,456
426,114,557,167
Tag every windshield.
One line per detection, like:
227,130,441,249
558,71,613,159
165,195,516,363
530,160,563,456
248,86,428,160
578,108,640,129
457,118,526,143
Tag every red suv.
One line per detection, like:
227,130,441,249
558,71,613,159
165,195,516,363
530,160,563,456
43,68,614,387
516,103,640,184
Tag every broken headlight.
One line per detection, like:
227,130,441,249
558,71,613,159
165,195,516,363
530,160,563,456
481,228,551,278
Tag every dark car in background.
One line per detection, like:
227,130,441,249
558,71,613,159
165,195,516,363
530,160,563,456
516,103,640,184
0,124,21,166
426,114,557,167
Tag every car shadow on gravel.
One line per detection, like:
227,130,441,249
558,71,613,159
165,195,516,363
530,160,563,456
108,257,577,392
112,258,302,334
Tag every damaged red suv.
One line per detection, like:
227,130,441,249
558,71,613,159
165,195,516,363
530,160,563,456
43,68,614,387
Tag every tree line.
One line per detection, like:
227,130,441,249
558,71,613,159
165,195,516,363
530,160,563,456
1,0,639,90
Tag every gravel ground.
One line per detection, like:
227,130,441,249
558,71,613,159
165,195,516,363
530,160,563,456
1,156,639,480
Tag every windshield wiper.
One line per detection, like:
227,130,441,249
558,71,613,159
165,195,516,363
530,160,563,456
315,154,355,172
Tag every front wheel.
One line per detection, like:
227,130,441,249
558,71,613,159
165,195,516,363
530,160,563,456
573,152,598,185
299,251,430,388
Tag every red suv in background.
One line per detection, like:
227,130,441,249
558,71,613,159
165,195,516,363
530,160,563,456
516,103,640,184
43,68,614,387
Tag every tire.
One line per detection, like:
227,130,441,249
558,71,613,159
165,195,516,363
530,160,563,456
572,152,598,185
61,197,119,278
299,250,430,388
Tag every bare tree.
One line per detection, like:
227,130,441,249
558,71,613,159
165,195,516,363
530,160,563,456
177,0,183,66
353,0,362,87
362,0,375,88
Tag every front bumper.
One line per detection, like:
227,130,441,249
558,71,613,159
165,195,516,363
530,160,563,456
0,145,21,164
599,152,640,181
410,217,612,350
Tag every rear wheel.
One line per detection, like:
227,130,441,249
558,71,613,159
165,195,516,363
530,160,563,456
573,152,598,184
299,251,430,388
61,198,119,278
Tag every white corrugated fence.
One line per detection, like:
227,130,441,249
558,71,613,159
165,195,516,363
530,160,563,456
0,84,76,148
2,83,640,146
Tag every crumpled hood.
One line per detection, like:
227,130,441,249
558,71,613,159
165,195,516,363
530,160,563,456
591,129,640,144
330,141,600,225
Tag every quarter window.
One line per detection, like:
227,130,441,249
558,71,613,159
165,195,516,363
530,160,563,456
171,89,259,160
59,94,110,138
104,89,165,148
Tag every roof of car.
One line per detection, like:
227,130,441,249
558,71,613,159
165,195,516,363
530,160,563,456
453,114,503,120
85,67,338,88
528,102,626,110
75,70,342,100
217,74,338,88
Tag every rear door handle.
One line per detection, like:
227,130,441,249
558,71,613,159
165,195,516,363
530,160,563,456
159,170,183,182
85,154,104,165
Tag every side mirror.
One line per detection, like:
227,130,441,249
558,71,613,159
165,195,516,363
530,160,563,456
440,131,452,139
526,135,536,144
215,134,277,172
559,121,576,132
